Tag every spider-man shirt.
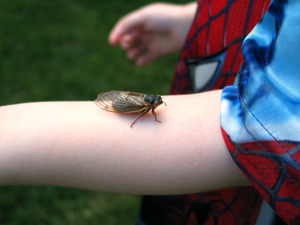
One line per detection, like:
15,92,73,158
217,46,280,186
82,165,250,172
138,0,299,225
221,0,300,224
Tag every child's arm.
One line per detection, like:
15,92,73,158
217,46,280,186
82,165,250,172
0,90,250,194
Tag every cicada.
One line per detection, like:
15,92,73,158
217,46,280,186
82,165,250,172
95,91,166,127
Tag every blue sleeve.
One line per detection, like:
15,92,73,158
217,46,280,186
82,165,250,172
220,0,300,224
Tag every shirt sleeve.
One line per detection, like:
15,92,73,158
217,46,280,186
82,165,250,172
220,0,300,224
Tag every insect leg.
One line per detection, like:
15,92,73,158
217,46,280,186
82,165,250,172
151,108,161,123
130,109,150,128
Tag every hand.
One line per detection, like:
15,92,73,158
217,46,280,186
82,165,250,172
109,3,197,66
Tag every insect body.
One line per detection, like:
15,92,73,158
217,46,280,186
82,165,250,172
95,91,166,127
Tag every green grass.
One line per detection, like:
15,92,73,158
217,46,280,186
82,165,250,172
0,0,186,224
0,186,140,225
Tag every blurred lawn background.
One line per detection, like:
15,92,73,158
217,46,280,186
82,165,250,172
0,0,186,224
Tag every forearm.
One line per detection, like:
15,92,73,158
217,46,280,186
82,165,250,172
0,90,250,194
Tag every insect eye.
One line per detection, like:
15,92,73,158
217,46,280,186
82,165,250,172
158,97,163,105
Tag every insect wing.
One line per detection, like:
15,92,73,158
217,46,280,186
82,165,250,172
95,91,149,113
95,91,120,111
116,92,151,113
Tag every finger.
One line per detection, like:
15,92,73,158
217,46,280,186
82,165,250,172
120,34,133,49
136,52,157,66
108,10,145,46
120,31,140,49
127,48,141,60
127,34,154,60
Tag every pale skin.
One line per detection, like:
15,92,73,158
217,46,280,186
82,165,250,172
0,3,251,194
109,2,197,66
0,91,250,194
